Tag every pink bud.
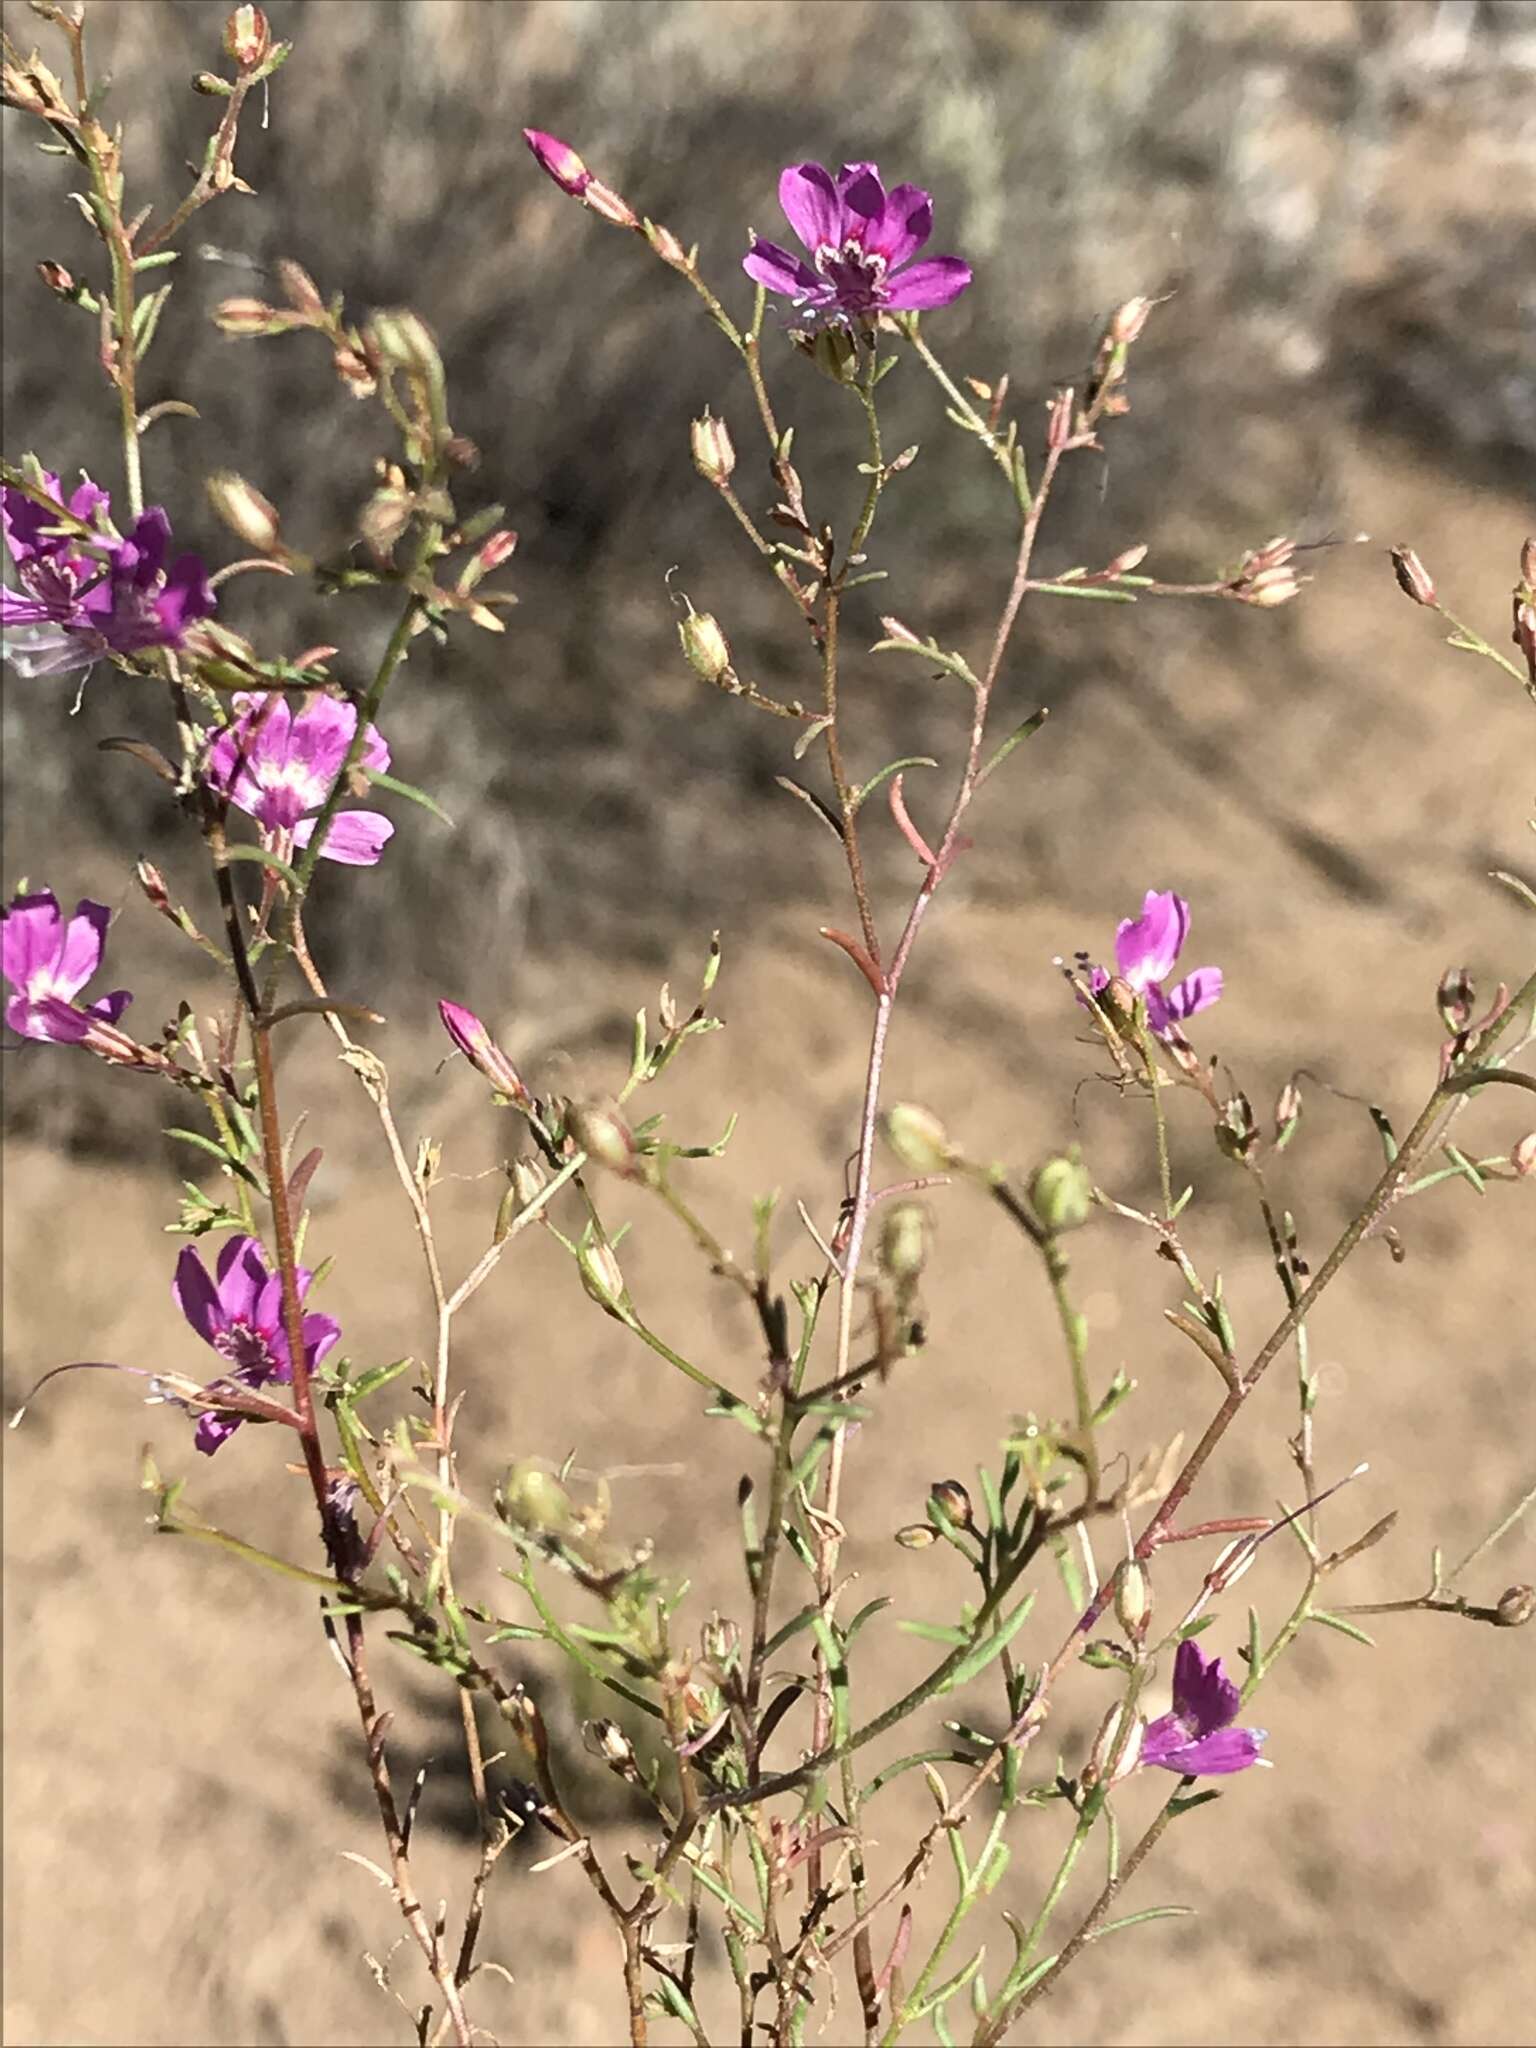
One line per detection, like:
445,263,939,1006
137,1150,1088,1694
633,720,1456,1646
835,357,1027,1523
523,128,591,198
439,1000,529,1104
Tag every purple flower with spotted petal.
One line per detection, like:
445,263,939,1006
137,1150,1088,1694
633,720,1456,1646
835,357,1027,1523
207,691,394,867
173,1235,340,1453
2,889,132,1046
1140,1638,1268,1778
744,160,971,325
1087,889,1222,1038
2,473,213,678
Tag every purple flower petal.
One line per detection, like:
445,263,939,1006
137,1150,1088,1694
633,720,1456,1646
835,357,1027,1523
1171,1636,1241,1735
84,987,133,1027
862,183,933,268
174,1244,227,1347
1169,1725,1268,1775
1164,966,1223,1022
215,1234,272,1327
838,162,887,226
1115,891,1189,987
883,256,973,311
301,1311,342,1368
777,162,843,254
52,899,110,998
1,890,63,992
292,810,394,866
194,1407,245,1455
155,553,216,639
744,237,822,300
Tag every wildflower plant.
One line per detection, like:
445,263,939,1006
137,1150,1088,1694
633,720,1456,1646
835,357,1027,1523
5,9,1535,2046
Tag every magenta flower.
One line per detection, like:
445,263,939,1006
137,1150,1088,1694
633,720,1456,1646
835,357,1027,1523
1086,889,1222,1038
744,161,971,324
1,472,213,678
1141,1638,1267,1777
2,889,132,1046
173,1235,340,1453
207,691,394,867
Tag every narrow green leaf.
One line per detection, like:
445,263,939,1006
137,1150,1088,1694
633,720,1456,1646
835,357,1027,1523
1089,1905,1195,1941
850,755,938,811
898,1619,971,1646
367,768,454,827
1308,1608,1377,1648
937,1593,1035,1693
977,707,1048,787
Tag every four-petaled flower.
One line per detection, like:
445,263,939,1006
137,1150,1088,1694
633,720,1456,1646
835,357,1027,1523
1140,1637,1268,1777
173,1235,340,1454
2,888,132,1047
1,472,214,678
206,691,394,867
1087,889,1222,1038
744,161,971,325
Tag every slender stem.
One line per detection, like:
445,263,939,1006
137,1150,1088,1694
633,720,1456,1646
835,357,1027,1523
977,1794,1180,2041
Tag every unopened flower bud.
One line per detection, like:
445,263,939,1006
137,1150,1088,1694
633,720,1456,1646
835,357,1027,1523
690,412,736,487
213,295,282,335
568,1101,638,1177
880,1201,930,1282
135,859,173,917
1389,545,1437,608
192,69,234,95
678,608,732,684
1242,564,1303,607
206,470,281,553
1274,1078,1303,1136
223,4,271,68
1216,1092,1258,1161
583,179,639,229
438,999,529,1102
701,1614,741,1668
1109,296,1154,347
645,221,691,270
928,1479,974,1532
585,1717,637,1769
1083,1702,1144,1790
1511,1133,1536,1178
1494,1584,1534,1629
1046,387,1076,449
798,325,859,385
1514,592,1536,683
1102,542,1149,578
882,1103,954,1175
36,260,74,295
1113,1561,1152,1642
578,1238,629,1318
1207,1535,1260,1592
523,128,590,197
1437,966,1476,1033
1029,1149,1094,1233
895,1522,938,1549
510,1157,549,1212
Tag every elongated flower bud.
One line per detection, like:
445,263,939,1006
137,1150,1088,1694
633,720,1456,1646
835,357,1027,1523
879,1201,930,1281
523,128,590,197
206,471,281,553
578,1239,628,1318
1083,1702,1144,1789
690,413,736,487
1390,544,1437,608
1114,1561,1152,1643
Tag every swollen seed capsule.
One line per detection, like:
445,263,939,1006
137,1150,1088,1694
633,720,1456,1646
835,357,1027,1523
880,1202,930,1282
882,1103,953,1175
1029,1152,1094,1233
678,609,732,684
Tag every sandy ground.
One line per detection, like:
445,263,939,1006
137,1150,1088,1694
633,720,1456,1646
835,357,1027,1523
5,426,1534,2046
